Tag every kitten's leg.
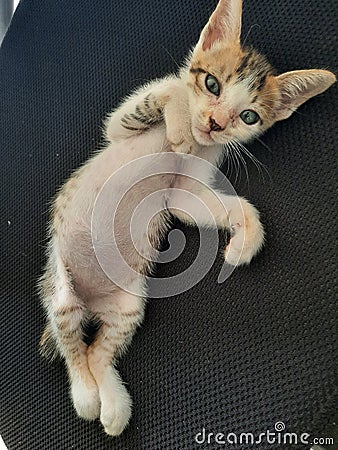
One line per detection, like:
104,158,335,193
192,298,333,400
105,76,194,153
164,87,195,154
40,261,100,420
87,288,145,436
168,187,264,265
105,78,174,142
224,197,265,265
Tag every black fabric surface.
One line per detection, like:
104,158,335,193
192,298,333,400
0,0,337,449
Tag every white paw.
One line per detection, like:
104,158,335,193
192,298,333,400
101,396,132,436
98,368,132,436
167,125,195,154
71,375,101,421
170,140,194,154
225,198,264,266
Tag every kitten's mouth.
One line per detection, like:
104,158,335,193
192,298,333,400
192,125,215,146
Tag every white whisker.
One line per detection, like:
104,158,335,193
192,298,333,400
242,23,261,47
232,141,250,186
233,139,272,183
161,45,181,70
256,137,273,154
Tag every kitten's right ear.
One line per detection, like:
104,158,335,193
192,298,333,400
196,0,242,51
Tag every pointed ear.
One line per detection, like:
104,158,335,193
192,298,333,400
196,0,242,51
274,69,336,121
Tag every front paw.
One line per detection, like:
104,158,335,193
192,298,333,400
168,138,194,154
224,198,264,266
167,125,195,154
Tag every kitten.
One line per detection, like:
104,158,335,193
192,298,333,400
39,0,335,436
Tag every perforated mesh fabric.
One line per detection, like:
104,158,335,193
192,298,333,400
0,0,337,449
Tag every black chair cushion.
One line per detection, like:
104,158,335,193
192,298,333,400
0,0,336,448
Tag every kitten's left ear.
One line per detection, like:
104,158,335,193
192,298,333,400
196,0,242,51
274,69,336,121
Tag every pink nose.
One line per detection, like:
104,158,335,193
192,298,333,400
209,117,224,132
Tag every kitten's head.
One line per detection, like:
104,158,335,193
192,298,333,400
185,0,336,146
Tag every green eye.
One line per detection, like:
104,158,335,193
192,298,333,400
205,74,220,96
240,110,260,125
